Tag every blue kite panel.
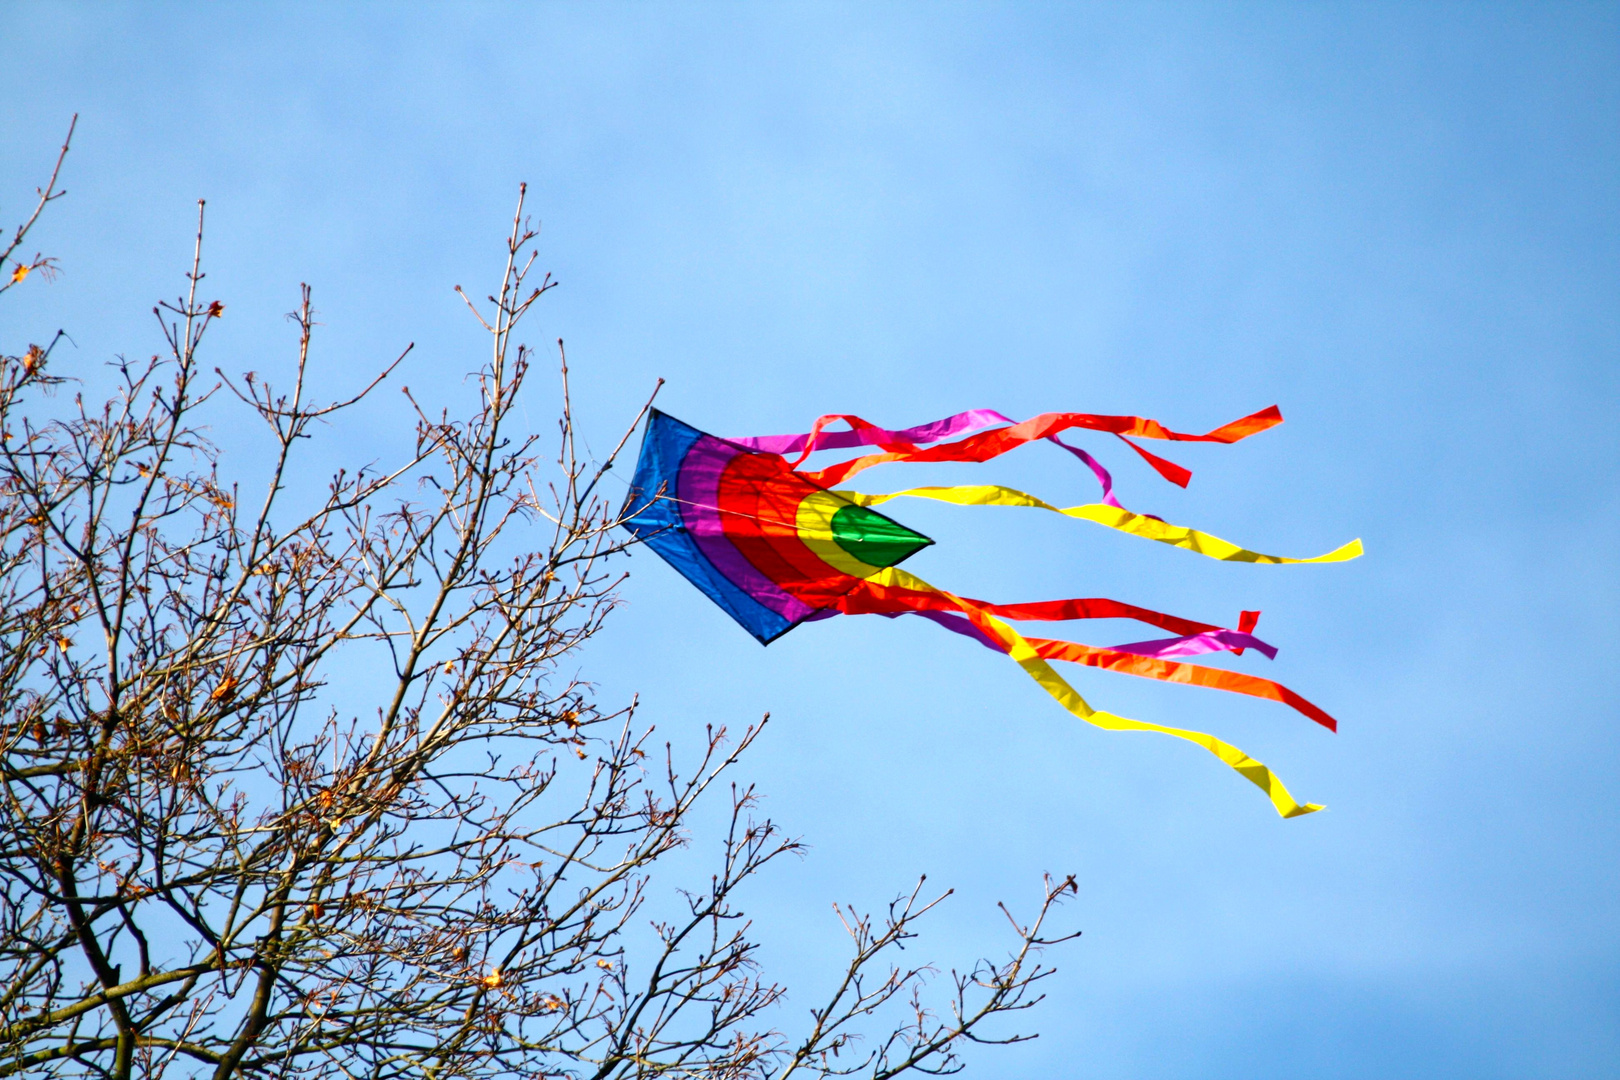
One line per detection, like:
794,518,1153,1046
621,410,794,643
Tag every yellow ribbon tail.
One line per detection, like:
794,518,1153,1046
866,566,1325,819
838,484,1363,565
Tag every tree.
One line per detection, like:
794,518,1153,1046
0,122,1079,1080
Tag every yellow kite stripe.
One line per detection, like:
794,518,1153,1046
838,485,1362,565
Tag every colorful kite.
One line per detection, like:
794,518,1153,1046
621,405,1360,818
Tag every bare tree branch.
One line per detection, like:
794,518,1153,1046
0,157,1081,1080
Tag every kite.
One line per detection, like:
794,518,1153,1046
620,405,1360,818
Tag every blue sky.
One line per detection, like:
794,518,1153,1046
4,3,1616,1076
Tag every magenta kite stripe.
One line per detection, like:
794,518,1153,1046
730,408,1012,456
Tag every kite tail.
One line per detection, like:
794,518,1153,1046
838,484,1364,565
790,405,1283,487
841,577,1338,730
838,567,1328,819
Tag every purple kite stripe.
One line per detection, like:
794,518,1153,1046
1045,433,1125,508
678,436,816,624
911,609,1002,649
873,613,1277,661
860,609,1004,651
1108,629,1278,660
